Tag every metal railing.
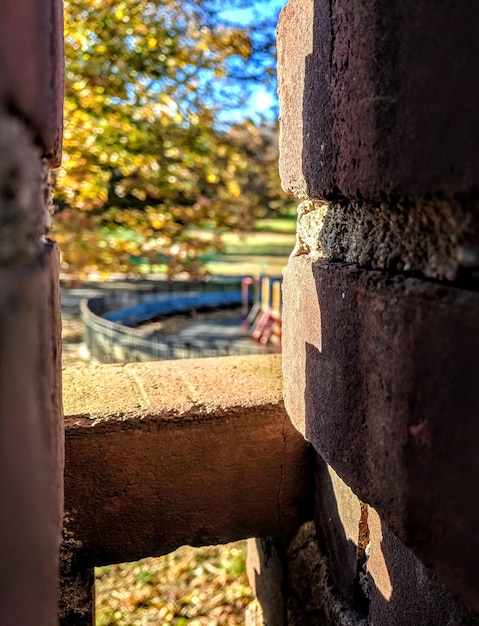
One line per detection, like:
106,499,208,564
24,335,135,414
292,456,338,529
80,279,263,363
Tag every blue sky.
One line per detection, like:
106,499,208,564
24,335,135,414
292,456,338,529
218,0,287,122
219,0,286,26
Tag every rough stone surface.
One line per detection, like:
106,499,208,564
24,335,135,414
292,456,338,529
0,0,64,165
0,111,52,264
63,354,284,421
367,508,478,625
0,241,63,626
282,255,479,613
290,198,479,283
286,521,366,626
278,0,479,202
59,518,95,626
62,355,314,566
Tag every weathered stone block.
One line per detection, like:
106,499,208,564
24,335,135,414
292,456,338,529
0,0,64,165
278,0,479,201
0,240,63,626
63,356,314,566
367,508,477,625
282,255,479,612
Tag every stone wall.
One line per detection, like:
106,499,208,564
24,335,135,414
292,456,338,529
2,1,479,623
0,2,64,624
266,0,479,623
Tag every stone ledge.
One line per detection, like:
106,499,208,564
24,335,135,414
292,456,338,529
63,355,314,567
282,256,479,613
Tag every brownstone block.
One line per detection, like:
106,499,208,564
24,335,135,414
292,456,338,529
282,255,479,612
0,241,63,626
63,356,313,566
367,508,477,625
0,0,64,165
278,0,479,201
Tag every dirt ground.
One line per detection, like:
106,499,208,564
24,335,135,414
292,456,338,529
138,306,243,337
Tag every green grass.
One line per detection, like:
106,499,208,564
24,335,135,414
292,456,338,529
201,228,296,277
252,215,297,234
221,232,295,256
204,257,288,278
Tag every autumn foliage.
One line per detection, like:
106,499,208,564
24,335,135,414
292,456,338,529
53,0,289,278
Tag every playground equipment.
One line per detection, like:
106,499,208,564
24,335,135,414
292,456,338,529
242,276,282,349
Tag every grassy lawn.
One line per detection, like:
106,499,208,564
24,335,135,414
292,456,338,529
203,255,289,278
251,214,297,233
201,218,296,277
72,216,297,280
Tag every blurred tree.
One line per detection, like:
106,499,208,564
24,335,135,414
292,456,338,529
53,0,289,278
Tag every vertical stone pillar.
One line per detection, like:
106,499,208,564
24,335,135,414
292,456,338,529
0,117,63,625
247,537,286,625
0,1,64,623
277,0,479,621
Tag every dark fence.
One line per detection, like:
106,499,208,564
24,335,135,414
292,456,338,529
81,279,263,363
